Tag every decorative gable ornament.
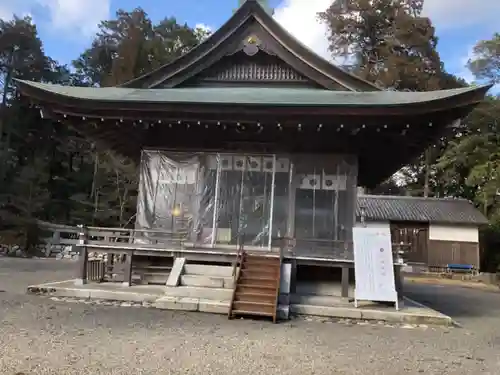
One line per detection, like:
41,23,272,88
243,35,260,56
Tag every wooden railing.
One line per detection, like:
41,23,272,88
36,222,412,263
37,222,190,256
231,236,245,279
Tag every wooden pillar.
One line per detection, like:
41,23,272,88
341,265,350,299
122,252,133,287
75,224,88,286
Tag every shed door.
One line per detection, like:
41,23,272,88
390,223,428,264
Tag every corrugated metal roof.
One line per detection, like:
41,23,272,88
356,195,488,225
15,79,489,106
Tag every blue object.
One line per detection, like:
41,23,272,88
447,264,474,270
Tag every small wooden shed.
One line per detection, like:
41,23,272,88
356,195,489,269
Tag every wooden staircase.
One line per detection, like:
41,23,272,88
228,252,282,323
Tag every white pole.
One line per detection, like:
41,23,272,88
268,154,276,250
211,154,221,247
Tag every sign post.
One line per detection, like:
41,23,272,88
353,223,399,310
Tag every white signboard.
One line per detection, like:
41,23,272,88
353,223,399,310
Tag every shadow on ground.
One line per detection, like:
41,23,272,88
405,281,500,320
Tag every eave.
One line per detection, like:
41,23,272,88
15,80,491,188
15,80,492,121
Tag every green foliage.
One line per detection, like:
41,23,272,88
467,32,500,84
72,8,207,86
318,0,442,91
321,2,500,270
0,9,205,247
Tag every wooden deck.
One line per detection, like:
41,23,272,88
36,223,409,302
39,222,356,265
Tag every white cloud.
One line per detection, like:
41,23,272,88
35,0,110,37
273,0,332,61
195,23,213,33
0,0,110,38
455,45,476,84
272,0,499,65
0,2,17,20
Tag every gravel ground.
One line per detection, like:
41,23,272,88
1,258,500,375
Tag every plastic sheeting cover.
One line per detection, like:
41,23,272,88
135,150,358,251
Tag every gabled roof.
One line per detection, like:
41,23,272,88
357,195,488,225
121,0,380,91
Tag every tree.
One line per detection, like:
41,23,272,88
318,0,442,91
370,177,407,195
436,32,500,213
437,97,500,215
66,8,210,228
73,8,208,87
319,0,465,198
467,33,500,85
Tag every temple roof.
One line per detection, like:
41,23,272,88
13,0,492,188
120,0,380,91
15,78,491,108
357,195,488,225
238,0,274,15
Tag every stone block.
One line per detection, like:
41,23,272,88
296,282,343,297
166,257,186,286
198,299,229,314
154,296,198,311
222,278,235,289
290,304,363,319
184,264,234,277
280,263,292,294
164,286,233,301
89,289,158,303
277,304,290,320
180,275,224,288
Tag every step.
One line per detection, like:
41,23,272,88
239,277,277,287
235,291,276,304
140,274,170,285
134,271,170,276
241,264,279,271
241,272,279,279
241,268,277,276
236,284,276,293
231,310,275,318
243,257,280,266
183,264,234,278
241,268,279,277
180,274,234,289
232,301,276,316
164,286,232,301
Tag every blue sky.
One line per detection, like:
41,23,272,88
1,0,498,86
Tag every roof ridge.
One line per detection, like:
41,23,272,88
358,194,472,203
254,3,380,91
